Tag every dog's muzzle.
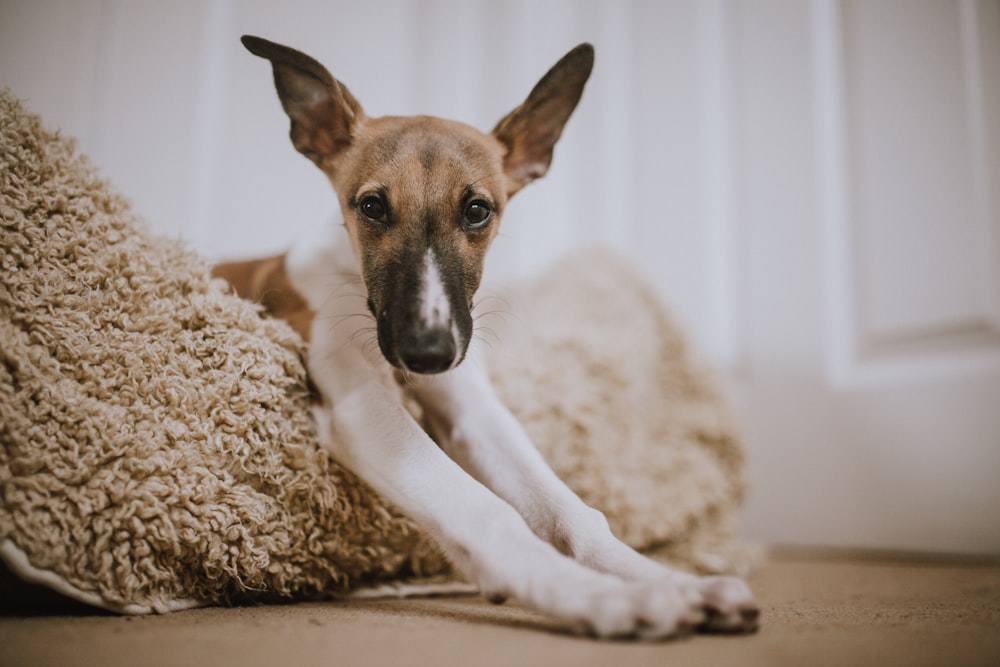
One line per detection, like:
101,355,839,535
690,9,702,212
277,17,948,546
368,248,475,374
371,301,471,375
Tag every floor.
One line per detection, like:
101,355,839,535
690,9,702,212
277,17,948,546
2,550,999,667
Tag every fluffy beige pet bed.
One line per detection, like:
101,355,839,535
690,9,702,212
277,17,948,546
0,89,748,614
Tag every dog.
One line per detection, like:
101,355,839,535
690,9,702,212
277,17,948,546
213,35,759,639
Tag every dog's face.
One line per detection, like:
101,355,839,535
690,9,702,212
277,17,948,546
242,36,593,373
332,116,507,373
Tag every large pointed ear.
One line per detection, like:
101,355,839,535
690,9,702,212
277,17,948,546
491,43,594,196
241,35,364,168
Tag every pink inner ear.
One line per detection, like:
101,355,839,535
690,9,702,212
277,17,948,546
286,94,356,166
506,158,548,186
496,117,565,191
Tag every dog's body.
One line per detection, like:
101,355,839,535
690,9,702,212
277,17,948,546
215,35,758,639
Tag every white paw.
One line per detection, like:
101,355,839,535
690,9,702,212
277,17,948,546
569,579,707,640
568,575,760,639
695,575,760,634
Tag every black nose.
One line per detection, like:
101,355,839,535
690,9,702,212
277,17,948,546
398,329,457,374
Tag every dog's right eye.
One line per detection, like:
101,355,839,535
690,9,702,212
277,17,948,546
358,195,387,223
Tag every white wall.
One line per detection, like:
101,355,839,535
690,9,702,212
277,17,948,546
3,0,999,554
0,0,739,360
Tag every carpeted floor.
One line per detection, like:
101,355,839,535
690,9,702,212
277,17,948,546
2,549,998,667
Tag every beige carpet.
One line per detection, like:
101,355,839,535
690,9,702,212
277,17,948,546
2,549,998,667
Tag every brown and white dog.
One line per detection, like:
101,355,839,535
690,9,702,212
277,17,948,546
214,35,759,639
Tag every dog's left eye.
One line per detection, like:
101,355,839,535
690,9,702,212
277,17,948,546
464,200,492,229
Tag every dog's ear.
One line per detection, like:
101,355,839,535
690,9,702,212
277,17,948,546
241,35,364,168
492,43,594,196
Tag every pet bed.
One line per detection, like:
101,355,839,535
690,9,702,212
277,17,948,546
0,88,748,614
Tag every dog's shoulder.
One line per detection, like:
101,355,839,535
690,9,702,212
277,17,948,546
212,217,355,342
284,217,359,318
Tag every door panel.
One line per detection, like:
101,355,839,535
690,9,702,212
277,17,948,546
737,0,1000,555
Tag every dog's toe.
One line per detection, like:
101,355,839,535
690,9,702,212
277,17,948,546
580,581,709,640
696,576,760,634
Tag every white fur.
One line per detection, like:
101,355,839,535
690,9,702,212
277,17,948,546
419,249,450,329
285,223,758,639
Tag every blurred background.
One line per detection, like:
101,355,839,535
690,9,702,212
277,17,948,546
2,0,998,556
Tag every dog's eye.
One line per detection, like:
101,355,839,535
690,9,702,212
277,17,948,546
464,200,492,229
358,195,387,223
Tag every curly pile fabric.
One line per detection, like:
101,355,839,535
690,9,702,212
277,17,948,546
0,88,749,614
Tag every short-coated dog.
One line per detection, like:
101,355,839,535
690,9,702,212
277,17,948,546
214,35,759,639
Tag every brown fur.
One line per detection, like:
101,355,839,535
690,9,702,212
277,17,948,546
212,255,314,341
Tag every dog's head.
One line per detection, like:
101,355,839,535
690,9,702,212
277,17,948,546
242,35,593,374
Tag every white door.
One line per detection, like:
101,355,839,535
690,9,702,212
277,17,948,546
734,0,1000,555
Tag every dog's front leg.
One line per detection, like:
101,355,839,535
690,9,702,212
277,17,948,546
408,349,759,633
311,361,708,638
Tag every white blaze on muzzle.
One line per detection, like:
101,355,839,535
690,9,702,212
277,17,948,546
419,248,451,330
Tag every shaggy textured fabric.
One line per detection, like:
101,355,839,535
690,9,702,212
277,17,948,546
484,255,747,571
0,88,748,614
0,88,446,613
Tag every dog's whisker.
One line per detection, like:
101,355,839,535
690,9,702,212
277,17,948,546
395,369,419,387
473,309,512,328
474,292,511,309
358,332,381,361
351,326,378,346
316,290,367,312
311,313,372,338
472,327,501,350
330,312,374,327
473,293,512,318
